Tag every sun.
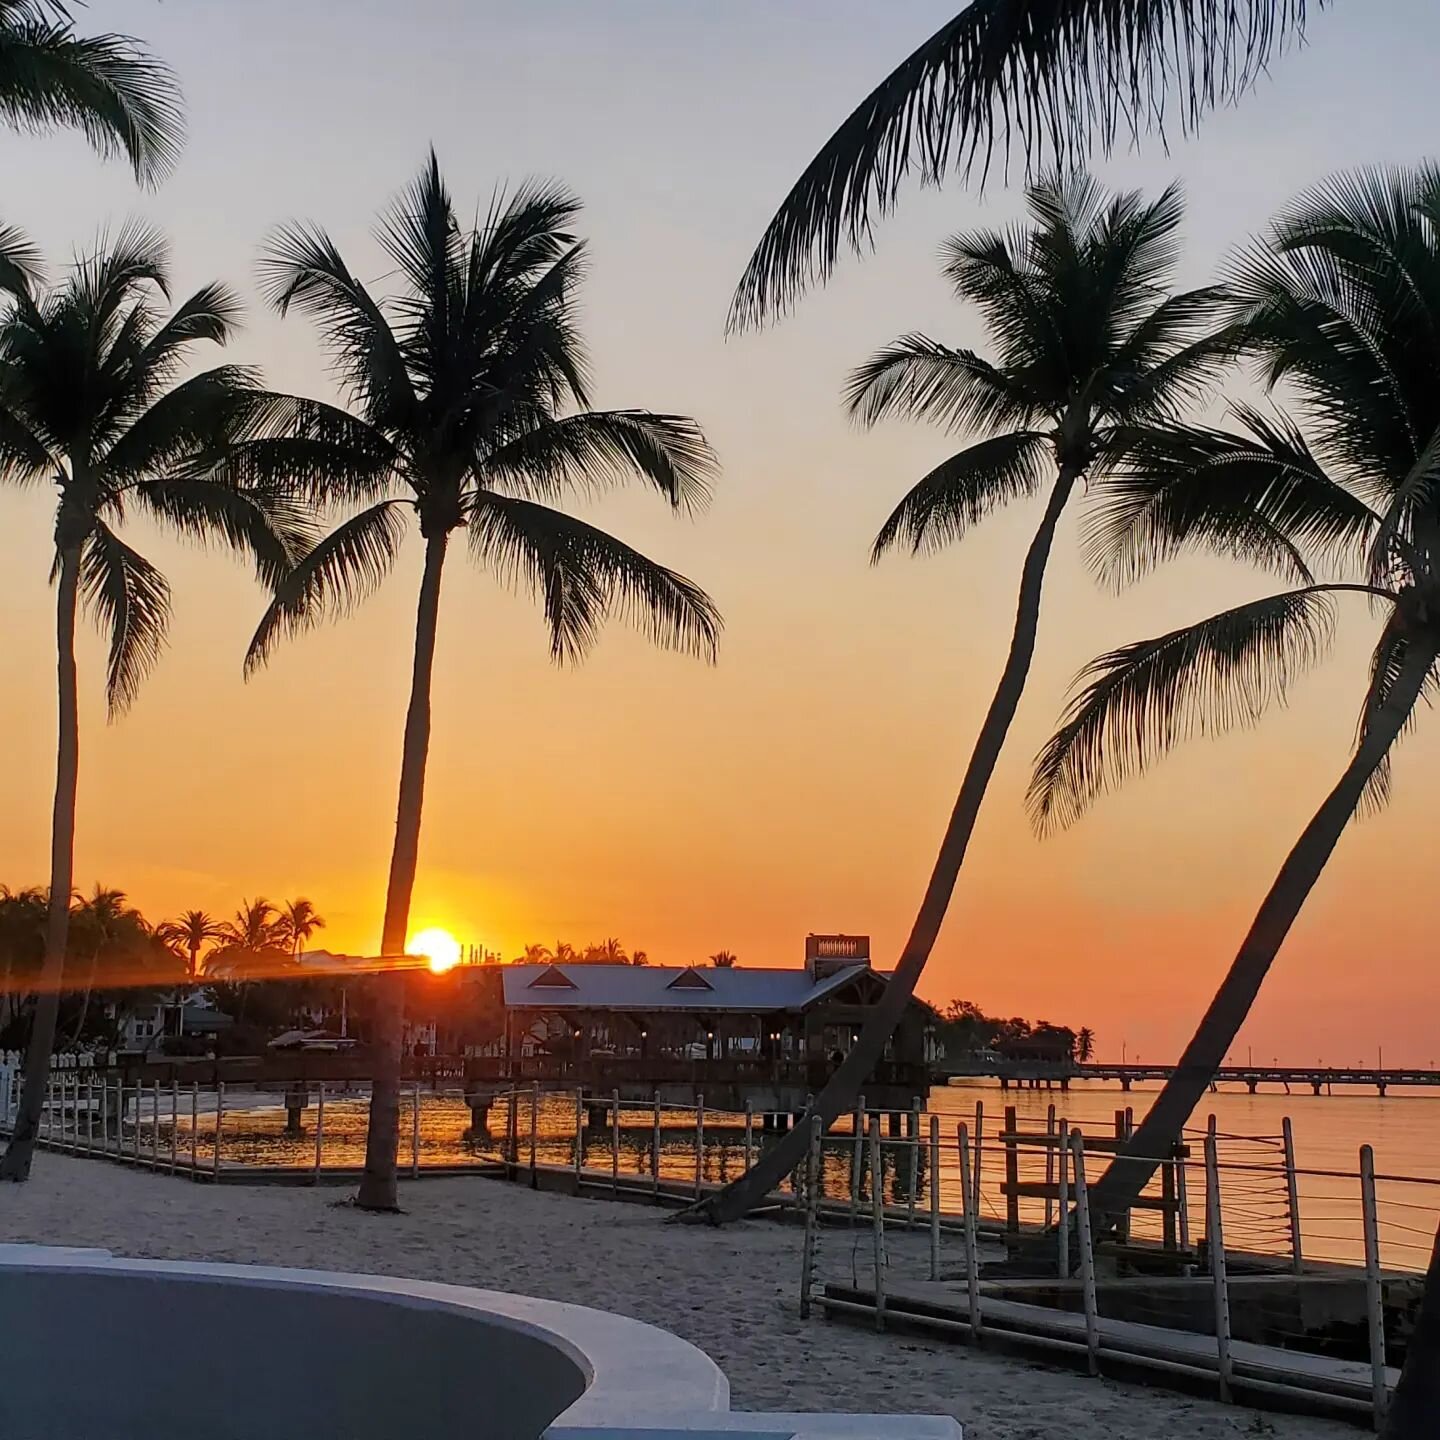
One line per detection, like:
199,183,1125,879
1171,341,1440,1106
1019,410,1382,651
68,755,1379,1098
409,927,462,973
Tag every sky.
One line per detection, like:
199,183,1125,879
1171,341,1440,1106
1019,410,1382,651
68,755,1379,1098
2,0,1438,1065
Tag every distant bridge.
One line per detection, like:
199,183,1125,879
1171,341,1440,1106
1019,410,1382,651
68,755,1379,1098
936,1059,1440,1096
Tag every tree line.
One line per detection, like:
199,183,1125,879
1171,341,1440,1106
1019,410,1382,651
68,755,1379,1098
933,999,1095,1065
511,942,739,967
2,10,1438,1424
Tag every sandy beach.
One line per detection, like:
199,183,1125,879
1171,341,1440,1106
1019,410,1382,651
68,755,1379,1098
0,1155,1355,1440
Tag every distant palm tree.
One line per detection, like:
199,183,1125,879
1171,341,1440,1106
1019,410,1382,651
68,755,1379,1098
0,0,184,185
708,950,737,969
158,909,225,981
516,942,552,965
278,897,325,956
240,153,721,1210
588,937,628,964
216,897,285,957
1026,165,1440,1436
729,0,1323,328
629,948,649,968
704,174,1227,1221
0,885,45,1035
0,227,304,1181
1075,1027,1096,1064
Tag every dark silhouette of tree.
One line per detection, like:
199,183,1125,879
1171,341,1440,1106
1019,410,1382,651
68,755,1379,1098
1026,167,1440,1432
0,226,305,1180
240,154,721,1210
729,0,1325,329
1076,1026,1096,1063
700,174,1227,1222
157,909,225,981
0,0,184,185
708,950,737,968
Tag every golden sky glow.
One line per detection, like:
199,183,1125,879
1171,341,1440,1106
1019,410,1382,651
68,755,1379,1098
2,3,1439,1065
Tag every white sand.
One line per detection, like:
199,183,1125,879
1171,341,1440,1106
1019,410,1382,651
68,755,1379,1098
0,1154,1352,1440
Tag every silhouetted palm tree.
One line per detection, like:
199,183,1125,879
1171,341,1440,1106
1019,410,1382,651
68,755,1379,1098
0,225,306,1180
704,174,1227,1221
278,897,325,956
240,153,721,1210
730,0,1322,328
1027,165,1440,1435
1075,1026,1096,1063
0,1,184,185
158,909,225,981
708,950,737,968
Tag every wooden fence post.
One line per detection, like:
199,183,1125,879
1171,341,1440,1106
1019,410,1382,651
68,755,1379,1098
573,1090,584,1181
1044,1103,1057,1230
611,1089,621,1194
928,1114,942,1280
651,1092,662,1197
906,1097,922,1228
411,1082,421,1178
530,1082,540,1172
1070,1130,1100,1377
972,1100,984,1218
150,1080,161,1165
1057,1118,1070,1277
743,1099,754,1172
800,1114,823,1319
850,1094,865,1219
1003,1104,1019,1236
1282,1116,1303,1275
100,1076,109,1151
1205,1131,1233,1402
169,1080,179,1172
868,1114,885,1332
189,1082,198,1170
1360,1144,1388,1430
212,1082,225,1179
313,1084,325,1182
694,1093,705,1199
957,1122,981,1338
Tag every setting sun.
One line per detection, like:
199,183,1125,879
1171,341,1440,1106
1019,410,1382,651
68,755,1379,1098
408,927,462,974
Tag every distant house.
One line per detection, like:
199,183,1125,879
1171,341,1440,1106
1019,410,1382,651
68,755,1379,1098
497,933,932,1069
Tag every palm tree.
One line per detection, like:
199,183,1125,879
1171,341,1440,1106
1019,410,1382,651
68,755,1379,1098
0,884,45,1038
516,942,553,965
240,153,721,1210
1026,165,1440,1436
1076,1026,1096,1063
708,950,737,968
158,909,225,981
0,225,306,1181
701,174,1227,1222
729,0,1323,328
278,897,325,956
0,1,184,185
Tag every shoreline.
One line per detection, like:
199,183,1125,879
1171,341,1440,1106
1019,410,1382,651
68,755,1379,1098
0,1153,1355,1440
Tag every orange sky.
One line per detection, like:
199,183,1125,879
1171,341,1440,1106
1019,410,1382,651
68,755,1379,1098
2,2,1438,1066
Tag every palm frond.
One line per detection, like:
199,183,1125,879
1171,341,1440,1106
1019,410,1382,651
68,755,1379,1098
245,500,408,674
1354,619,1440,818
225,392,400,507
467,491,720,664
872,430,1050,559
0,5,184,185
1029,586,1339,832
844,334,1041,434
728,0,1319,328
0,219,42,296
79,519,170,715
480,409,717,513
130,475,313,589
1084,408,1381,588
258,222,417,432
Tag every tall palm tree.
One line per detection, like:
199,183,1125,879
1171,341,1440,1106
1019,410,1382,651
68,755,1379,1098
729,0,1325,328
0,224,306,1181
215,897,286,957
278,896,325,956
708,950,737,968
158,908,225,981
1027,165,1440,1435
701,174,1227,1222
240,153,721,1211
0,1,183,185
1075,1026,1096,1063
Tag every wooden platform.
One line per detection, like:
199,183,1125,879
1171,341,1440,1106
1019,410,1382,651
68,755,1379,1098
820,1275,1394,1426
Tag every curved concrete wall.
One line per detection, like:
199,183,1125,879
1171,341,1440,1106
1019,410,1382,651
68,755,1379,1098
0,1252,727,1440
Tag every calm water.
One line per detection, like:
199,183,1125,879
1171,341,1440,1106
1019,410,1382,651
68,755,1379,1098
72,1076,1440,1273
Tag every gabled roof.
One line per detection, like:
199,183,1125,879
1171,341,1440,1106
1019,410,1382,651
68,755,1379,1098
501,962,878,1013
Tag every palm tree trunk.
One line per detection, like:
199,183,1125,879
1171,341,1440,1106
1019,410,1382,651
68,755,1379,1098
1385,1219,1440,1439
0,545,81,1181
356,531,448,1211
1087,639,1439,1229
693,467,1080,1223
